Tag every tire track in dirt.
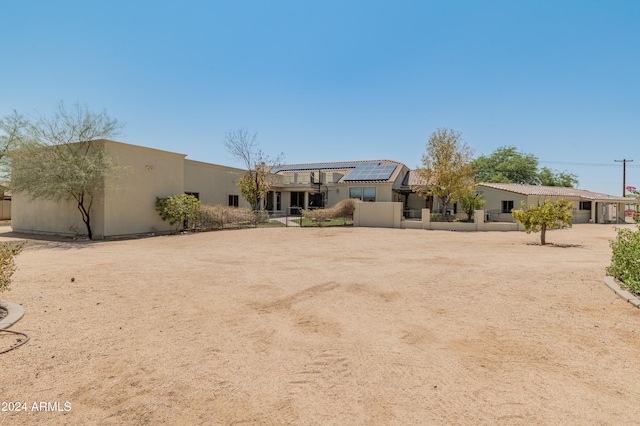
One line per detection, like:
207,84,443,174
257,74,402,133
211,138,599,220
252,282,340,313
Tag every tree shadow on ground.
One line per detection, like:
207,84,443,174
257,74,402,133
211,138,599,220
526,242,584,248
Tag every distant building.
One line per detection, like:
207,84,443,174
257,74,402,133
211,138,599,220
478,182,635,224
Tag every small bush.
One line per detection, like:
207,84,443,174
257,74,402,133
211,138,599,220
0,242,24,295
189,204,267,230
191,205,224,230
430,213,455,222
253,210,270,224
302,199,356,222
607,225,640,295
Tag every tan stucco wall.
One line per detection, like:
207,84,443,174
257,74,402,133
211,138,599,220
12,140,192,238
353,201,403,228
11,141,111,237
478,186,528,222
479,185,617,224
101,141,187,237
12,194,105,237
0,200,11,220
184,160,249,208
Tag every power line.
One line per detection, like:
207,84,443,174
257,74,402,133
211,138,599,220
539,160,640,168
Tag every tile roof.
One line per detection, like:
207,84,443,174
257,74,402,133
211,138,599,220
478,182,638,203
401,170,428,186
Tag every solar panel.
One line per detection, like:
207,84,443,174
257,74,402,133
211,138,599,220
271,162,360,173
272,161,397,181
343,164,397,181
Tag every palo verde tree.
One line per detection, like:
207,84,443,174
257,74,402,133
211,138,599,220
412,128,475,214
224,128,283,211
511,199,573,245
0,111,28,182
9,102,124,240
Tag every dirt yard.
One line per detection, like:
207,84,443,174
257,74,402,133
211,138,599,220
1,224,640,425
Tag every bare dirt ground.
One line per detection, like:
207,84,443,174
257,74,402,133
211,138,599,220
1,224,640,425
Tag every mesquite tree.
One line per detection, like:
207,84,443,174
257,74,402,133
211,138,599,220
224,128,283,211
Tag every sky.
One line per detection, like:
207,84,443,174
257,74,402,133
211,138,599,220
1,0,638,196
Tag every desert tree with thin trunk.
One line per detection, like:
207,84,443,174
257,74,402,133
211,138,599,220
0,111,28,182
9,102,124,240
224,128,283,211
511,199,573,245
412,128,475,214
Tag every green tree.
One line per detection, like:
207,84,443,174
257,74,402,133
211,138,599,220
9,103,124,240
511,199,573,245
454,190,485,222
224,128,283,210
412,128,475,214
472,146,539,184
0,111,28,181
538,167,579,187
472,146,578,187
155,194,201,232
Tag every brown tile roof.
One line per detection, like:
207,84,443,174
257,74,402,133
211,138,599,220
478,182,638,203
401,170,428,186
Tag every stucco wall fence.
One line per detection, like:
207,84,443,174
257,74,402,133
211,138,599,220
354,202,525,231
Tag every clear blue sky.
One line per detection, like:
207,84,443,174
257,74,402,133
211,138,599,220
1,0,638,195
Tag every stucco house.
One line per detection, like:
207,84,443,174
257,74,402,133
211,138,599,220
12,140,250,238
11,142,412,238
478,182,637,224
268,160,409,213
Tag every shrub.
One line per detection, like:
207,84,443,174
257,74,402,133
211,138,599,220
625,209,640,224
155,194,201,231
191,204,224,230
607,226,640,295
430,213,455,222
0,242,24,295
190,204,265,230
302,199,356,222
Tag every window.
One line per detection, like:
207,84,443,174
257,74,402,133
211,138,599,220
349,187,376,202
501,200,514,213
309,192,324,208
349,187,362,199
291,192,305,208
228,195,239,207
363,187,376,202
580,201,592,210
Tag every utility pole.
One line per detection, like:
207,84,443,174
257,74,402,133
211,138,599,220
615,159,634,196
